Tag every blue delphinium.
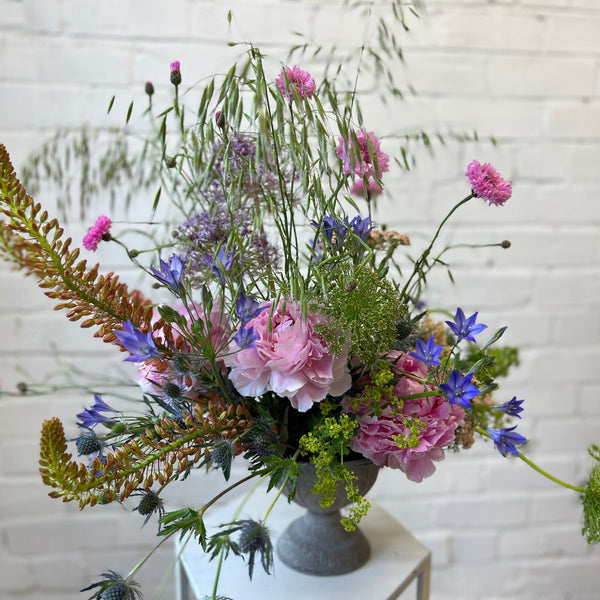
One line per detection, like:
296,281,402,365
409,334,443,367
77,394,116,428
439,370,480,408
150,254,185,294
113,320,160,362
446,307,487,343
486,425,528,456
236,291,267,326
494,396,524,419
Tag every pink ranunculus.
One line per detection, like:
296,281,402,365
465,159,512,206
336,129,390,180
348,353,465,482
224,299,351,412
82,215,112,251
276,66,316,100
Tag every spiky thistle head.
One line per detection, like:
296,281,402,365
131,489,165,528
81,571,142,600
235,519,273,580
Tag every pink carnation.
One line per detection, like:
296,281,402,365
336,130,390,180
465,159,512,206
276,66,316,100
347,353,464,482
82,215,112,251
224,299,351,412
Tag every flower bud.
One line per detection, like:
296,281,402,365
145,81,154,96
501,240,511,249
170,61,182,86
215,110,225,129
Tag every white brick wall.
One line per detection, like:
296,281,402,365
1,1,600,599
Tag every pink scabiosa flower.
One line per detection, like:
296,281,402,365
224,299,351,412
276,66,316,100
82,215,112,251
346,353,464,482
465,159,512,206
336,130,390,180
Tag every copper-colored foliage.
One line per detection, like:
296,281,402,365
0,144,154,342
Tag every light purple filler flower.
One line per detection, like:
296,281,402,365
465,160,512,206
276,66,316,100
82,215,112,251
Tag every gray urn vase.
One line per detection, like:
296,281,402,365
276,458,380,576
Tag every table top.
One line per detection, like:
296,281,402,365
176,488,431,600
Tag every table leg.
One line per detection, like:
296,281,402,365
175,558,191,600
416,553,431,600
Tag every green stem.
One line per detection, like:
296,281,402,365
517,452,585,493
401,194,474,300
262,450,300,522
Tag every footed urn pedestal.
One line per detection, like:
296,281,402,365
276,458,380,576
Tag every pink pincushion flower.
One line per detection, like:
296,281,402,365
465,159,512,206
82,215,112,251
350,177,384,198
336,130,390,180
276,66,316,100
224,299,351,412
347,353,464,482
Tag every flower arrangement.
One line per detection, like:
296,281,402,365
1,29,600,600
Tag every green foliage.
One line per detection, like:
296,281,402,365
582,445,600,544
314,261,407,365
20,128,160,222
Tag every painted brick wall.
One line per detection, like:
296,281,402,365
1,1,600,599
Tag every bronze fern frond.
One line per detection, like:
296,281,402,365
0,144,153,343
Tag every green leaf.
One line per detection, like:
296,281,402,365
126,101,134,124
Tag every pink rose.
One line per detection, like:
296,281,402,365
224,299,351,412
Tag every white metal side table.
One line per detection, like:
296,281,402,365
175,490,431,600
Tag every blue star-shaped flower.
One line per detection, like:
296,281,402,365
494,397,525,419
486,426,527,456
236,291,268,327
349,215,374,241
113,320,159,363
439,370,480,408
76,395,116,428
446,307,487,343
150,254,185,294
234,325,259,350
409,334,444,367
204,248,234,287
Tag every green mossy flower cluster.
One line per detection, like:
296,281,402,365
313,261,407,366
